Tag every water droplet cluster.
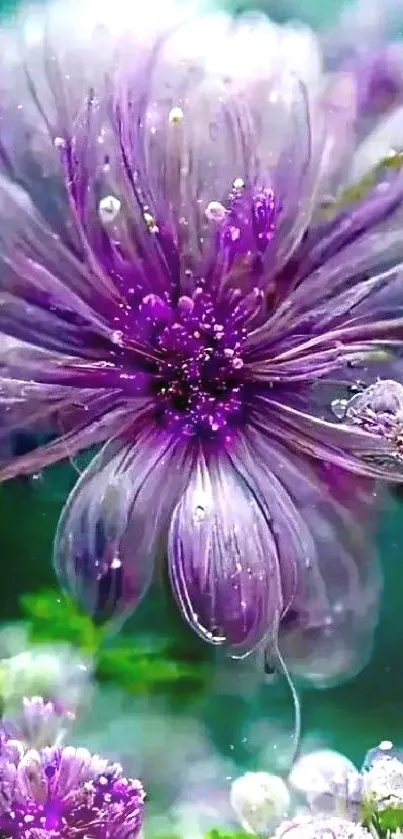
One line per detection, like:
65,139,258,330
332,380,403,453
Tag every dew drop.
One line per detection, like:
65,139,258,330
232,357,244,370
143,212,159,233
331,398,348,420
205,201,227,222
54,136,66,150
111,330,123,345
99,195,121,224
194,505,206,523
169,106,184,124
110,557,122,570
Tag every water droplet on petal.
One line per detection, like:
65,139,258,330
331,398,348,420
232,357,244,370
143,212,159,233
99,195,121,224
194,505,206,523
169,106,184,124
205,201,227,222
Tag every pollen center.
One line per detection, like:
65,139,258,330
142,289,246,438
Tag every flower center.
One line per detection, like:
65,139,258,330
140,289,247,438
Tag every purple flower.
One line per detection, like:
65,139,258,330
1,696,75,749
323,0,403,121
0,5,403,657
274,815,371,839
0,734,145,838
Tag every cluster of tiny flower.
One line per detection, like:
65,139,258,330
230,742,403,839
0,696,145,839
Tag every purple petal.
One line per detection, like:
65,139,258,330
0,8,324,310
251,397,403,481
168,451,283,657
0,391,136,481
0,343,149,394
0,178,124,356
54,427,192,628
295,168,403,282
317,72,358,201
233,429,382,687
228,433,314,616
113,16,323,296
228,427,378,629
278,545,382,689
269,229,403,345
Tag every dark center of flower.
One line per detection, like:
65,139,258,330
108,180,277,438
139,288,247,439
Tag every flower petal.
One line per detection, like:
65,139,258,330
278,546,382,689
233,428,382,688
0,0,181,243
0,2,191,318
54,427,192,628
113,14,323,294
168,450,283,657
0,177,123,355
228,427,378,634
350,104,403,183
0,339,150,480
0,390,137,481
251,397,403,481
296,168,403,285
316,72,358,201
0,343,149,394
245,181,403,360
263,227,403,347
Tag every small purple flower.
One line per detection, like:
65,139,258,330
0,734,145,838
1,5,403,656
1,696,75,749
355,46,403,118
323,0,403,126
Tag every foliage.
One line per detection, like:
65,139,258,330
320,151,403,220
367,806,403,838
20,588,211,700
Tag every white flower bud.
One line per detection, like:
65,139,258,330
230,771,290,835
289,749,361,817
364,756,403,809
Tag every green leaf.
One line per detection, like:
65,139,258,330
376,806,403,833
20,588,103,653
320,151,403,220
19,587,211,699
